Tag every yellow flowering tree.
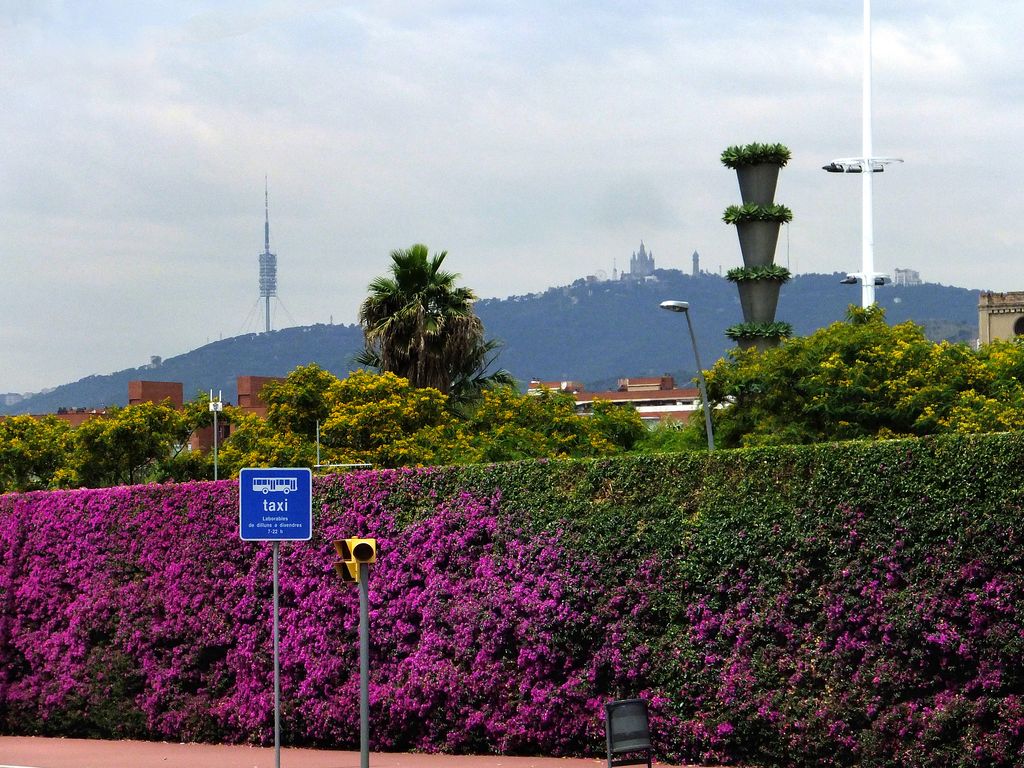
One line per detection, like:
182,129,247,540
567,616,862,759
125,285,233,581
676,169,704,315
215,365,643,473
913,340,1024,433
61,401,192,487
318,370,466,467
700,305,1024,447
216,408,315,476
462,386,640,462
261,364,338,440
0,415,73,492
217,366,466,472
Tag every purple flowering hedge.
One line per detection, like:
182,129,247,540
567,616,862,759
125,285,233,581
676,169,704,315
2,433,1024,767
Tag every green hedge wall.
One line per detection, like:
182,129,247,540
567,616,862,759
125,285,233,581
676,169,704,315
2,433,1023,766
391,434,1024,765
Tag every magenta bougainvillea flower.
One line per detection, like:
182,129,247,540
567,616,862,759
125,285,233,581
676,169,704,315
2,464,1023,767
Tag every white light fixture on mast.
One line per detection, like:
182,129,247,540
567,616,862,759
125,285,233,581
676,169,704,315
822,0,903,308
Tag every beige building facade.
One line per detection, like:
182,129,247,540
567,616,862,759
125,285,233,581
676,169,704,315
978,291,1024,344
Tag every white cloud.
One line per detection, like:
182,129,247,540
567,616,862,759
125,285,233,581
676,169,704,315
1,1,1022,391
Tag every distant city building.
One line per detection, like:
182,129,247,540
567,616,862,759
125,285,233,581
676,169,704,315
627,241,655,278
51,407,106,427
528,375,701,423
14,376,284,450
527,380,584,395
893,268,921,287
236,375,286,419
978,291,1024,344
692,250,700,277
128,380,183,408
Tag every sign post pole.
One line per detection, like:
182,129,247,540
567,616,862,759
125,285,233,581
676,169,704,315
273,540,281,768
239,468,313,768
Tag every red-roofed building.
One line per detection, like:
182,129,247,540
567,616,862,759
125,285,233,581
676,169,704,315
23,376,285,451
528,375,702,423
128,380,184,408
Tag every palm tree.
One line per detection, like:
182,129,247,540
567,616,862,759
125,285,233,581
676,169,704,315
446,337,518,411
358,245,489,395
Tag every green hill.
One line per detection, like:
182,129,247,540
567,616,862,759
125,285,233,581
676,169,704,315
474,270,978,391
2,271,979,415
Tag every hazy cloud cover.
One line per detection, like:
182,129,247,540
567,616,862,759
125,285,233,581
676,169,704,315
2,1,1022,392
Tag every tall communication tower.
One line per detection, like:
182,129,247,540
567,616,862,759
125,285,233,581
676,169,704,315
258,179,278,333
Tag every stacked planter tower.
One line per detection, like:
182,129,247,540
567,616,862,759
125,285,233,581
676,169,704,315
721,142,794,352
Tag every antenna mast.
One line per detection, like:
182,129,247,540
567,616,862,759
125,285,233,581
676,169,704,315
258,177,278,333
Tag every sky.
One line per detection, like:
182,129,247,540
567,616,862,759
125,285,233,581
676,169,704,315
2,1,1022,393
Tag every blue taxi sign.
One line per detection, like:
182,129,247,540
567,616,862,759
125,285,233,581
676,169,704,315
239,467,312,541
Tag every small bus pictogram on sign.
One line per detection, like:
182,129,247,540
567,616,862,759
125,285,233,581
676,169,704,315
252,477,298,494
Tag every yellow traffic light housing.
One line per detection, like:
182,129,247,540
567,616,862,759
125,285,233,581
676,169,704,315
347,538,377,564
334,539,353,561
332,538,377,584
333,559,359,583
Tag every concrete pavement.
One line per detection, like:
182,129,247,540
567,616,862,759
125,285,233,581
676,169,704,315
0,737,691,768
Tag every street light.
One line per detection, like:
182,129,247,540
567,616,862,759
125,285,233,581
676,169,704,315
659,300,715,451
823,0,903,308
209,390,223,480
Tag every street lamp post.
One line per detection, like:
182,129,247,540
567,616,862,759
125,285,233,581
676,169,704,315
659,300,715,451
208,389,223,480
822,0,902,307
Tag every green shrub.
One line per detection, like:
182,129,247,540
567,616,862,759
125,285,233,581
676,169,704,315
725,321,794,340
4,434,1024,766
726,265,792,283
722,203,794,224
720,142,792,169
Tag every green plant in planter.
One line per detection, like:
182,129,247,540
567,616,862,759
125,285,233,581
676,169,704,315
720,142,792,169
723,203,793,224
724,321,794,341
726,265,792,283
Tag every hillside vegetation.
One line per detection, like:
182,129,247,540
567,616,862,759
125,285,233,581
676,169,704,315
2,272,978,415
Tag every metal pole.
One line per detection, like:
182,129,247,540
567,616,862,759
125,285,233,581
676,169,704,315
359,562,370,768
210,389,222,481
213,407,219,481
861,0,875,308
684,311,715,451
273,541,281,768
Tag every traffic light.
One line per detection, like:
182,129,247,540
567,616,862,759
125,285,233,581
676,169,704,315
347,538,377,564
333,558,359,583
332,538,377,584
334,539,353,560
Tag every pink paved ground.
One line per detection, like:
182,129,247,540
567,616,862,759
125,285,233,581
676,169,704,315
0,737,697,768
